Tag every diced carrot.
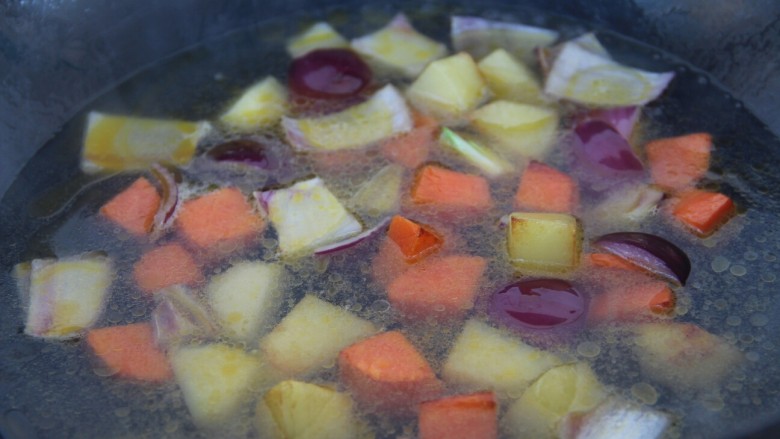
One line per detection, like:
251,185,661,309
411,164,493,214
671,189,735,237
387,255,487,321
588,253,645,272
387,215,443,263
86,323,172,382
380,112,438,168
588,280,675,323
133,243,203,294
418,392,498,439
338,331,443,415
372,237,412,288
646,133,712,192
514,161,578,213
176,187,264,250
99,177,161,235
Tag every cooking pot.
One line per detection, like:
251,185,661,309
1,1,780,438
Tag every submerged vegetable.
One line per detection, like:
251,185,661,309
451,16,559,62
288,49,372,100
593,232,691,285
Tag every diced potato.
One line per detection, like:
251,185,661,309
207,261,284,342
170,344,264,426
507,212,581,273
261,295,377,377
20,253,113,339
219,77,287,132
559,397,671,439
347,164,405,219
82,112,209,172
477,49,543,104
471,100,559,159
631,322,742,390
502,363,607,439
406,52,488,122
287,22,348,58
255,380,369,439
351,13,447,78
442,319,562,397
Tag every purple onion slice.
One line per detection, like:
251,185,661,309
150,163,180,237
206,139,278,169
580,106,640,140
593,232,691,285
489,279,587,333
574,120,643,174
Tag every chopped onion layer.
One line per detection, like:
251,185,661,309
573,120,644,177
439,128,513,177
150,163,180,237
593,232,691,285
256,177,363,256
17,252,113,339
451,16,559,62
544,33,674,107
314,217,391,255
151,285,217,349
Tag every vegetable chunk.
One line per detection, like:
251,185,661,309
507,212,581,273
99,177,161,236
171,343,264,426
338,331,443,415
387,215,443,263
177,187,265,250
671,189,735,237
206,261,284,342
515,161,578,213
87,323,172,382
386,255,486,321
418,392,498,439
261,295,377,377
219,76,287,132
442,319,562,396
588,280,675,323
256,380,367,439
133,243,203,294
411,164,493,215
380,112,438,169
20,253,113,339
646,133,712,192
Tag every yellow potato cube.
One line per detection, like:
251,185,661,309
477,49,543,104
507,212,581,273
502,363,607,438
406,52,488,121
219,76,287,132
442,319,562,397
287,22,348,58
471,100,559,159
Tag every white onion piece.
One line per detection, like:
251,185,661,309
314,217,391,255
256,177,363,257
544,34,674,107
150,163,180,238
152,285,217,348
282,85,412,151
19,252,113,339
451,16,558,62
560,397,671,439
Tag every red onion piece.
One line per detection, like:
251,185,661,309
573,121,643,174
314,217,390,255
580,106,640,140
488,279,588,343
593,232,691,285
288,48,372,100
151,285,217,348
206,139,278,169
150,163,179,236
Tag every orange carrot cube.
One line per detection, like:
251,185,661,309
338,331,443,415
646,133,712,192
133,243,203,294
387,255,487,321
588,253,645,272
514,161,578,213
588,280,675,323
387,215,443,263
411,165,493,214
86,323,172,382
672,189,735,237
418,392,498,439
99,177,161,235
176,187,264,250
